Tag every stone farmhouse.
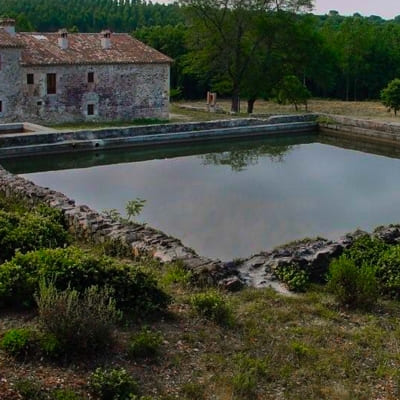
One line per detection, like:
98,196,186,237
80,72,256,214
0,19,172,124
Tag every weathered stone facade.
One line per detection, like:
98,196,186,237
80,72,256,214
0,20,171,124
17,63,170,123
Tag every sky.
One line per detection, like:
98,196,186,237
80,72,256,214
156,0,400,20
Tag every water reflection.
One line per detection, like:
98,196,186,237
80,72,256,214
200,143,292,171
3,133,400,261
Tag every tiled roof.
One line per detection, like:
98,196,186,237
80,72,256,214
0,29,25,48
1,31,172,65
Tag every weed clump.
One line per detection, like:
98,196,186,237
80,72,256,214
190,290,233,326
275,264,310,292
35,281,121,355
128,327,163,359
89,368,139,400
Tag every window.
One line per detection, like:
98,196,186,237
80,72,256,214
0,101,2,113
27,73,34,85
88,72,94,83
46,73,57,94
0,55,2,71
87,104,94,116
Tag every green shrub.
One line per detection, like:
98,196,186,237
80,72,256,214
0,328,35,357
162,263,192,286
180,382,205,400
39,332,62,358
275,265,309,292
327,256,378,309
343,235,388,268
36,281,121,355
374,245,400,298
0,210,68,263
14,378,46,400
89,368,139,400
190,290,233,326
51,389,82,400
0,246,170,313
128,327,163,359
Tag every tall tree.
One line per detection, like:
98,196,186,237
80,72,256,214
180,0,313,112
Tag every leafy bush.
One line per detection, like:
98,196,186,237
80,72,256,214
36,281,121,355
128,327,163,359
51,389,82,400
275,265,309,292
343,235,388,268
0,209,68,263
39,332,62,358
374,245,400,298
327,256,378,309
190,290,233,326
89,368,139,400
340,236,400,298
0,246,170,313
14,378,46,400
0,328,35,357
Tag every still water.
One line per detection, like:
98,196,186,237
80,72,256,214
4,134,400,260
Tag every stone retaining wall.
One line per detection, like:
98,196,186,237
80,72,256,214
319,114,400,145
0,165,241,289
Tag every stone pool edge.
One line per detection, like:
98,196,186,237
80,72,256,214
3,114,400,293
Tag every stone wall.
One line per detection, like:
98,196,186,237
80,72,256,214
0,61,170,124
0,48,23,121
0,165,239,288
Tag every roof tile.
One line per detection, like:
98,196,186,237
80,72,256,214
16,32,172,66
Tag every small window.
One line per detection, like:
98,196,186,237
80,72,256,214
46,73,57,94
0,101,2,113
27,74,34,85
87,104,94,116
37,101,42,106
88,72,94,83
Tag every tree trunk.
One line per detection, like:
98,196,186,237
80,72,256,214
231,89,240,113
247,98,256,114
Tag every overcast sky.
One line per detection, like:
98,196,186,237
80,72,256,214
157,0,400,19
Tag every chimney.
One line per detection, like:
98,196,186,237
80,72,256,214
58,29,68,50
0,18,16,37
101,30,111,49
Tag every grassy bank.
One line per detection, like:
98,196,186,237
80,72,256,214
0,194,399,400
171,99,399,123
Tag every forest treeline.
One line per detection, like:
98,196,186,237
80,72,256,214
2,0,400,104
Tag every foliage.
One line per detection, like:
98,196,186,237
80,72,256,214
88,368,139,400
0,209,68,263
232,354,269,399
181,0,313,112
274,75,311,111
275,264,310,292
190,290,233,326
51,389,82,400
161,263,192,286
0,328,35,357
35,281,121,354
381,78,400,115
341,236,400,298
327,256,378,309
128,327,163,359
374,245,400,298
0,246,170,314
13,378,46,400
103,197,146,224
